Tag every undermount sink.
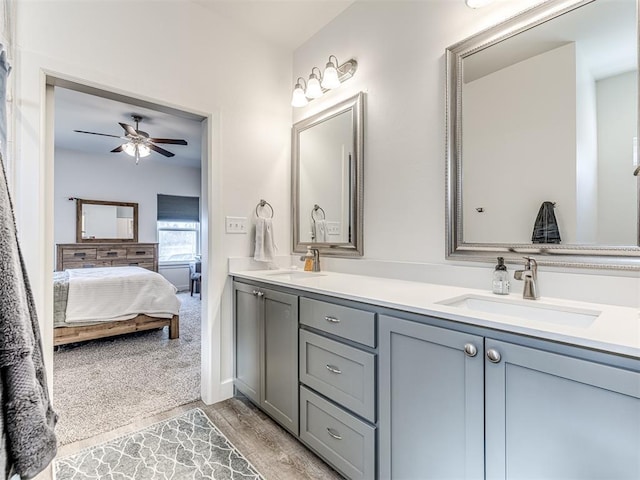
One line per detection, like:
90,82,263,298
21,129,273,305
437,294,600,328
266,270,327,280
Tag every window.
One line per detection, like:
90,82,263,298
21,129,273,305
157,194,200,263
157,221,199,262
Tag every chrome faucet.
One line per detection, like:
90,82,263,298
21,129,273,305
514,256,539,300
300,248,321,272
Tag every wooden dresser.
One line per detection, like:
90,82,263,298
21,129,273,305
56,243,158,272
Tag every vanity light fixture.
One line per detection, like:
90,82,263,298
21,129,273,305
291,55,358,107
321,55,341,89
291,78,309,107
465,0,494,8
306,67,324,99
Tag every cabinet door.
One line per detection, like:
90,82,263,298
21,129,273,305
234,283,262,404
379,315,484,480
485,339,640,480
262,288,299,435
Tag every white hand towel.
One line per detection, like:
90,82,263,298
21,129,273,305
314,219,327,242
254,217,276,262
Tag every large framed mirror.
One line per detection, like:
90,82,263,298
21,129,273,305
292,92,364,256
446,0,640,269
76,198,138,243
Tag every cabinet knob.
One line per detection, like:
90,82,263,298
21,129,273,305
486,349,502,363
464,343,477,357
325,364,342,374
326,427,342,440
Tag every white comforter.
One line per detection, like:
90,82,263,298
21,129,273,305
65,266,180,323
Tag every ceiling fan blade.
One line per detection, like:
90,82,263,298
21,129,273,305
149,143,175,157
150,138,188,145
74,130,123,139
111,145,124,153
119,122,138,137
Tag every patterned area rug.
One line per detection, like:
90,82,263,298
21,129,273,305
55,408,264,480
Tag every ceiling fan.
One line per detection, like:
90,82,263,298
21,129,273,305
74,114,188,164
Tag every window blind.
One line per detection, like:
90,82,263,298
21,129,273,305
157,194,200,222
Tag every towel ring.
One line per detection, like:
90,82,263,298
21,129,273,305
256,199,274,219
311,204,326,221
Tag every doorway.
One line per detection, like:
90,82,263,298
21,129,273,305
46,76,211,445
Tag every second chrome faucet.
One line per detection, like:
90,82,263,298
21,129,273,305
514,256,539,300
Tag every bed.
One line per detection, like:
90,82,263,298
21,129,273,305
53,266,180,346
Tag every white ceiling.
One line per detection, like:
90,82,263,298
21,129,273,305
54,1,355,168
55,87,204,168
193,0,355,49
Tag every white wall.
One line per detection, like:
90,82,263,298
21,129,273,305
575,45,599,244
596,70,638,245
14,0,293,403
293,1,640,307
462,43,577,244
54,148,201,245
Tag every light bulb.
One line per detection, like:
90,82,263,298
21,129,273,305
321,62,340,89
306,73,323,99
122,142,136,157
138,144,151,157
291,84,309,107
465,0,494,8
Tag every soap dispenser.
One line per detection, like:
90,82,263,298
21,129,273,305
492,257,510,295
302,246,314,272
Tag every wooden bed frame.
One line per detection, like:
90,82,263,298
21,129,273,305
54,314,179,346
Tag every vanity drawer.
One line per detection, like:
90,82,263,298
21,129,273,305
112,259,155,270
127,246,155,259
300,297,375,347
300,386,375,480
62,248,97,262
300,330,375,422
97,247,127,260
63,260,112,269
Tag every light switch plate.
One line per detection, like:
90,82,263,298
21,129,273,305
225,216,248,234
326,221,341,235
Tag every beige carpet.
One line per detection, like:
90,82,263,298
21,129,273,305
53,292,201,446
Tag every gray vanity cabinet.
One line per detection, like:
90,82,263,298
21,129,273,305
233,282,299,435
378,314,485,480
485,339,640,480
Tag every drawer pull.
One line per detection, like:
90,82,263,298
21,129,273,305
106,251,117,257
325,364,342,374
129,262,139,266
324,316,340,324
135,251,146,255
73,252,86,258
326,427,342,440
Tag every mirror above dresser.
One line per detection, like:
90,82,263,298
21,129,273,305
75,198,139,243
446,0,640,269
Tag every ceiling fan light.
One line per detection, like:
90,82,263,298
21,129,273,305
306,73,323,99
122,142,136,157
138,144,151,158
321,62,340,89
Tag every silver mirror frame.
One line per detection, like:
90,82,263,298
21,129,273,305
446,0,640,270
292,92,365,257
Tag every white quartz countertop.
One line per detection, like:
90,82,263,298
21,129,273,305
230,268,640,359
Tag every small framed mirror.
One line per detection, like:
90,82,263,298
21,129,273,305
76,198,138,243
292,92,364,256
